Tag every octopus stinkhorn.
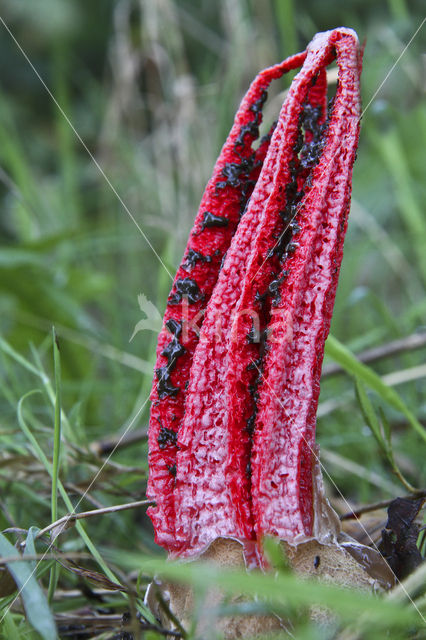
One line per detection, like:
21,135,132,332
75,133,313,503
146,30,394,605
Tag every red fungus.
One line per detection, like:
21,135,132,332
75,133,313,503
148,28,362,562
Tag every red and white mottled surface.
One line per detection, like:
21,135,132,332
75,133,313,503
147,28,362,561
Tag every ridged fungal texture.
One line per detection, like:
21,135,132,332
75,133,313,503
147,28,362,561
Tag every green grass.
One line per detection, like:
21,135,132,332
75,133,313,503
0,1,425,638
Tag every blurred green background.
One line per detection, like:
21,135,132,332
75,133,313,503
0,0,425,636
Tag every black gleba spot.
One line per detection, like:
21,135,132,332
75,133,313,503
168,278,203,305
161,338,185,371
201,211,229,230
182,248,208,271
156,367,179,398
167,464,177,477
235,121,260,148
268,271,289,306
246,412,256,436
249,89,268,115
157,426,178,450
220,162,244,187
165,318,182,337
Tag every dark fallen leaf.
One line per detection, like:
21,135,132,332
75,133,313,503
378,497,425,580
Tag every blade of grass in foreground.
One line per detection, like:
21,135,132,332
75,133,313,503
325,334,426,443
355,379,417,492
48,328,62,604
0,610,20,639
0,532,57,640
0,335,73,440
107,550,421,629
16,390,118,584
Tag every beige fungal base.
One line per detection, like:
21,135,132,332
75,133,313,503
146,538,286,638
146,534,394,638
146,466,394,637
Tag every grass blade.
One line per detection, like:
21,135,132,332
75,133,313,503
0,532,57,640
325,334,426,443
48,328,62,603
355,379,417,492
51,329,62,525
107,550,420,629
16,391,119,584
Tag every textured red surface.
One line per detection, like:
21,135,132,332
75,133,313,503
147,28,362,558
147,51,306,551
251,32,362,541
